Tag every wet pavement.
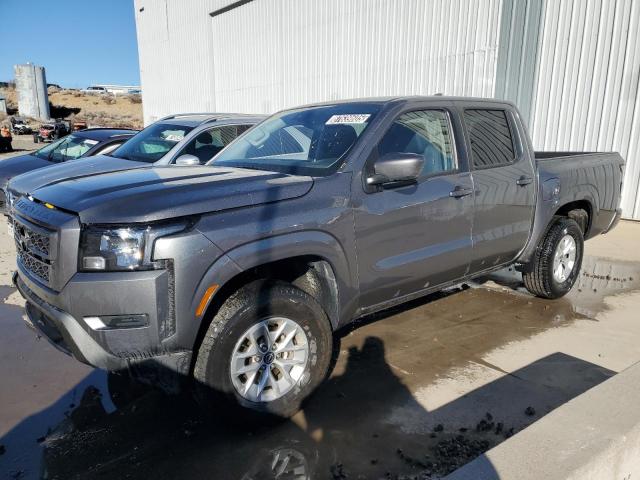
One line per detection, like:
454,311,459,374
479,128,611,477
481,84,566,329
1,224,640,479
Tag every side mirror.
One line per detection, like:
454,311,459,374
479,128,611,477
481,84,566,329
367,153,424,187
174,154,201,166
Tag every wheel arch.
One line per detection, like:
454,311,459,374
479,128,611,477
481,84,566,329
189,231,354,371
519,192,595,266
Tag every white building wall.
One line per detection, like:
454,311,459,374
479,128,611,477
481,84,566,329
530,0,640,219
134,0,222,124
134,0,640,219
209,0,503,113
135,0,503,122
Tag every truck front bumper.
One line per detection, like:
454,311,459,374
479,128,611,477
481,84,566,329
14,270,192,376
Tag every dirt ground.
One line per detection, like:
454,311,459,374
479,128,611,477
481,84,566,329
0,86,143,130
0,217,639,479
0,135,42,159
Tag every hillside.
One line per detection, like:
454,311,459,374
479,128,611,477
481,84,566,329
0,86,143,129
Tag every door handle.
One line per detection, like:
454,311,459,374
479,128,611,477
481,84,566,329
449,186,473,198
516,176,533,186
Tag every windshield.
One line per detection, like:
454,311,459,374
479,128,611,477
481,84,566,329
33,134,99,162
211,103,381,175
111,122,194,163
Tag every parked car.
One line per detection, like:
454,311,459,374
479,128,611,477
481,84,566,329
33,120,71,143
0,128,136,212
81,86,108,95
9,116,32,135
8,113,264,201
8,97,624,417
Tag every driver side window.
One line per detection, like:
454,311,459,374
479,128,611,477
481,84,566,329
180,125,252,164
378,110,456,177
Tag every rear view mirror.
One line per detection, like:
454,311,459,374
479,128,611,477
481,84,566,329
174,154,201,166
367,153,424,187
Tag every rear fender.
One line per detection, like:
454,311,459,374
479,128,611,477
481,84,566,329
518,184,598,266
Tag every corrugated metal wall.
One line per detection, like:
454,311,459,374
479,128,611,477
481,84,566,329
494,0,544,127
135,0,640,219
209,0,503,113
134,0,223,123
529,0,640,219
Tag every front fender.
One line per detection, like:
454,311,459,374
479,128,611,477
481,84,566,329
191,230,356,331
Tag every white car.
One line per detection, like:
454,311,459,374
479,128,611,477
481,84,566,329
81,86,109,95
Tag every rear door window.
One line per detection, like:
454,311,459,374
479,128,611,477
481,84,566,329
464,109,515,169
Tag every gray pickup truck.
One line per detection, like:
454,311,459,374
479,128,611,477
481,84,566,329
8,96,624,417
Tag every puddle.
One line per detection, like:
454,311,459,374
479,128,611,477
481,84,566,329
477,255,640,320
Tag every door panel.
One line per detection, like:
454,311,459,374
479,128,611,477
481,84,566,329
353,108,473,310
462,108,536,273
355,172,474,308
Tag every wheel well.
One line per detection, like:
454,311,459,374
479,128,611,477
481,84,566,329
190,256,339,371
555,200,592,236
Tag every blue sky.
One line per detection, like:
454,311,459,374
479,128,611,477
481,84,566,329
0,0,140,88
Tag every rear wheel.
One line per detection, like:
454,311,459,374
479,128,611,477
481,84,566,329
523,217,584,299
193,280,333,418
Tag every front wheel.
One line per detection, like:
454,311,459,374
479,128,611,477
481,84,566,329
193,280,333,418
523,217,584,299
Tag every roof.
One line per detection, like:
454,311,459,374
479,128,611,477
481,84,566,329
74,128,138,141
290,95,516,109
158,113,265,127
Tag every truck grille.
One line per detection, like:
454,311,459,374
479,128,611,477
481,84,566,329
13,219,51,257
13,218,54,286
17,249,51,283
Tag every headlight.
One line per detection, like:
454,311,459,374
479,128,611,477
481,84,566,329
79,222,189,272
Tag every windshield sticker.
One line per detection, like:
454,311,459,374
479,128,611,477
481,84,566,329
163,134,184,142
83,139,99,146
326,114,371,125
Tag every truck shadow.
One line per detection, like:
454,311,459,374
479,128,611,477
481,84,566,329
0,340,613,479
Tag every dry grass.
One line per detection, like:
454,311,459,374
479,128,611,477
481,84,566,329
0,86,143,129
0,86,18,110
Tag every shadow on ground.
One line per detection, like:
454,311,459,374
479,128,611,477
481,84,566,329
0,344,613,480
48,105,81,119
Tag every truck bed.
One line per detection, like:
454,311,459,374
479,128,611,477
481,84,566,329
535,151,615,159
537,150,623,233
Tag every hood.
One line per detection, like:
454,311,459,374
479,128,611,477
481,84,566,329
0,154,51,187
25,165,313,224
8,155,148,196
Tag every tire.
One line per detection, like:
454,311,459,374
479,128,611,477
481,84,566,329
523,217,584,299
193,280,333,418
